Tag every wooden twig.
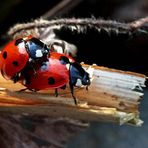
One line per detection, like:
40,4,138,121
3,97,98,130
0,64,146,126
8,17,148,39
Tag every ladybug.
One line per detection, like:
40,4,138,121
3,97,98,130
19,52,90,104
0,36,90,104
0,36,50,80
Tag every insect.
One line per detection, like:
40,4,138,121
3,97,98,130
0,36,90,104
0,36,50,80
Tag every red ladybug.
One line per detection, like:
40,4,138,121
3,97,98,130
0,36,90,104
21,52,72,90
0,36,50,79
20,52,90,104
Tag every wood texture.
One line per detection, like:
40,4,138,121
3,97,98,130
0,64,146,126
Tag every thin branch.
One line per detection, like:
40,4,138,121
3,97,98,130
8,18,132,38
8,17,148,43
130,16,148,29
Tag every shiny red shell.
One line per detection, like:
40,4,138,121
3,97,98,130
0,39,29,79
21,52,74,90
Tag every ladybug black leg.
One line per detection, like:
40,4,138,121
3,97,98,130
11,73,20,83
55,88,58,97
69,82,77,105
86,85,89,91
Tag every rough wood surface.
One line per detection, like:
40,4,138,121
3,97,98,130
0,64,146,126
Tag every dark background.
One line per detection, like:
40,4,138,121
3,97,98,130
0,0,148,74
0,0,148,148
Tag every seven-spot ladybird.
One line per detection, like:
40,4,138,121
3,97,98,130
0,36,50,79
0,36,90,104
19,52,90,104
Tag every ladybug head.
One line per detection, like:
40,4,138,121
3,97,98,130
69,62,90,87
0,38,29,79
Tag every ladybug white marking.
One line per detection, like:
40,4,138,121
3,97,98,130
75,79,82,87
35,50,43,57
18,42,26,54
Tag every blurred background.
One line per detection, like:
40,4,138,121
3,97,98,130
0,0,148,148
0,0,148,74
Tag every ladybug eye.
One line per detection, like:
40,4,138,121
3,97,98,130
12,61,19,67
2,51,7,59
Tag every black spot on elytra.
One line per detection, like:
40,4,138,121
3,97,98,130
2,51,7,59
15,38,23,46
12,61,19,67
48,77,55,85
60,56,69,65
